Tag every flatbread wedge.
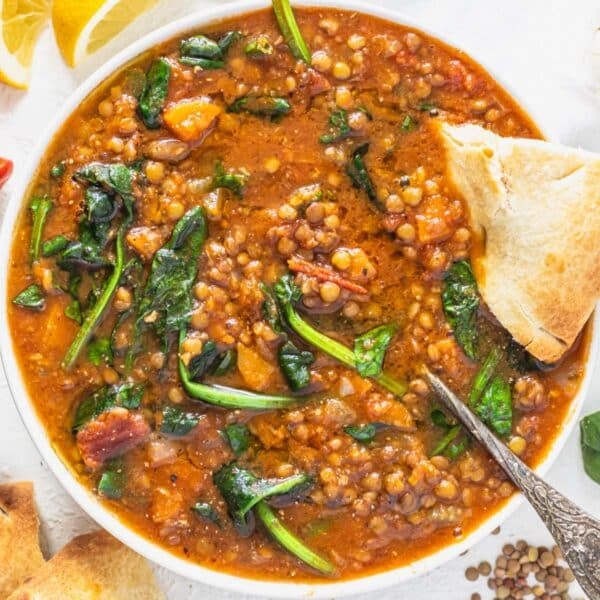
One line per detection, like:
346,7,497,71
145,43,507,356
0,481,45,598
438,122,600,363
7,529,164,600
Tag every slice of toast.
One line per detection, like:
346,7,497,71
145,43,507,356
439,122,600,363
7,530,164,600
0,481,45,598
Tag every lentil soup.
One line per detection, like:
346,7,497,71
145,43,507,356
7,5,589,583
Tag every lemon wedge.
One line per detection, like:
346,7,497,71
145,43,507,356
52,0,160,68
0,0,50,89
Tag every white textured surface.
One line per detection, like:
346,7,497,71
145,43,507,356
1,1,599,598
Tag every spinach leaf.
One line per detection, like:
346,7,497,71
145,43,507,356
353,323,397,378
160,405,199,436
72,382,144,432
29,196,53,263
401,115,417,132
272,0,311,63
88,337,113,366
473,375,512,437
442,260,479,360
61,232,126,370
319,110,351,144
180,350,297,409
506,339,541,373
444,435,470,460
272,274,407,397
213,462,310,533
278,341,314,391
97,460,125,499
192,501,221,526
430,424,461,457
137,207,207,350
228,96,291,119
180,34,222,59
139,57,171,129
12,284,45,311
245,35,274,57
261,283,286,334
469,347,502,406
431,407,455,429
65,299,83,324
580,412,600,484
212,162,248,197
211,349,237,375
50,161,66,178
261,283,314,391
343,423,386,444
217,31,243,53
346,143,381,209
188,340,220,380
74,162,135,201
42,234,70,257
223,423,251,456
179,31,241,69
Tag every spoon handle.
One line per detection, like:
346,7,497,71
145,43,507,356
426,371,600,600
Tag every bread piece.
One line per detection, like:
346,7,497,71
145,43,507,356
0,481,45,598
7,530,164,600
438,122,600,363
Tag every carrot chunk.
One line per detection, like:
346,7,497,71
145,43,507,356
162,97,222,142
287,257,369,295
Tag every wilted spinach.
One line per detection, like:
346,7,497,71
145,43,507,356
441,260,479,360
179,31,242,68
261,283,314,391
353,323,397,378
343,423,386,444
213,462,333,573
346,143,381,209
212,161,248,197
137,207,207,350
88,337,113,366
319,110,351,144
228,96,291,119
97,459,126,499
473,375,512,437
72,382,144,432
244,35,274,57
29,196,53,263
192,501,221,526
12,284,45,311
223,423,252,456
139,57,171,129
160,405,200,436
581,411,600,484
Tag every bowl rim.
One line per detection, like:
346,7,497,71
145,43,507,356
1,0,598,597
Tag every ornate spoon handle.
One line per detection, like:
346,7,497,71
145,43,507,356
426,371,600,600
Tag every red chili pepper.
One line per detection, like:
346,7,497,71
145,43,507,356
0,158,14,189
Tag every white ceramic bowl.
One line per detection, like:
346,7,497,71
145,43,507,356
1,1,598,597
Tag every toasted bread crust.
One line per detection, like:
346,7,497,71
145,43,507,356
7,530,164,600
439,122,600,363
0,481,45,598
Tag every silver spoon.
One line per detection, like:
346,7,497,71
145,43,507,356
425,370,600,600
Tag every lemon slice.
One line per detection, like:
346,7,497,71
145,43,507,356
0,0,50,89
52,0,160,68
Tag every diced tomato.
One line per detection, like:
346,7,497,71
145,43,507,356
0,158,13,189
